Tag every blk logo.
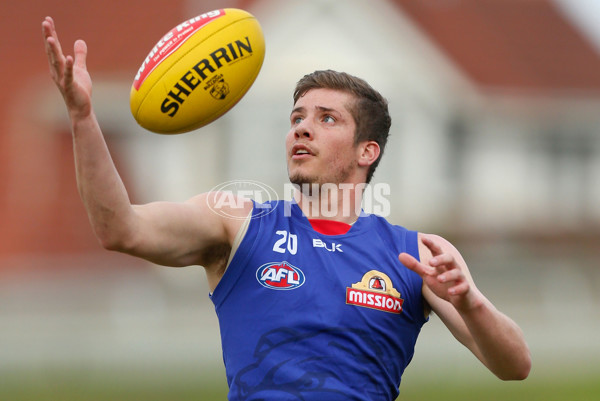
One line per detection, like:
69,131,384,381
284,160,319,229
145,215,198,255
313,238,343,252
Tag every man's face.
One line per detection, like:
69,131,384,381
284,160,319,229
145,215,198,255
286,88,362,187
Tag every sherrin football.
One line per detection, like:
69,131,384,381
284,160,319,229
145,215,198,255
130,8,265,134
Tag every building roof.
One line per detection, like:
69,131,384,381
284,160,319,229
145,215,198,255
392,0,600,94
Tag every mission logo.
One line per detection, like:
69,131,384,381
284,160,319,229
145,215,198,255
256,262,305,290
346,270,404,314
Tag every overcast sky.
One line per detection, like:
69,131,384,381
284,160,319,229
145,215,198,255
554,0,600,50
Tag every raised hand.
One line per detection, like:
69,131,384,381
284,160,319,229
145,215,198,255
399,235,480,312
42,16,92,119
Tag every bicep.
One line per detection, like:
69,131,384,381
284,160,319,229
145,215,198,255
126,193,251,267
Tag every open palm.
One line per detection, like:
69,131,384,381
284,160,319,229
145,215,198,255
42,17,92,119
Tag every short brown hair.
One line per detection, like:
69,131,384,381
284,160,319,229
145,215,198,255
293,70,391,183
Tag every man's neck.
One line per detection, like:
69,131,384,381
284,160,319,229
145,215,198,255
292,183,364,224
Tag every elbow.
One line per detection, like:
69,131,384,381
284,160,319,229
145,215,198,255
87,207,141,253
498,353,532,381
98,234,127,253
99,235,126,252
95,226,137,254
501,367,530,382
514,356,532,381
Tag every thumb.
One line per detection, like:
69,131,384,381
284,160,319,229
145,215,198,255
73,39,88,69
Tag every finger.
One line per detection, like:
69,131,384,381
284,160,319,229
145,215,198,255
421,236,445,257
437,267,464,284
448,281,469,296
399,253,434,277
42,17,64,57
45,37,64,73
64,55,75,87
429,253,456,274
73,39,88,70
42,20,65,79
41,17,53,42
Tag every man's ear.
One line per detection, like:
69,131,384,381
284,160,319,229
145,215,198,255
358,141,380,167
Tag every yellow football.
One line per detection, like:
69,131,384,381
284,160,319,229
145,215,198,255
130,8,265,134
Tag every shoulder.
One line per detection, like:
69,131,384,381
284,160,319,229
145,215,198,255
417,232,466,267
188,191,255,243
187,191,254,218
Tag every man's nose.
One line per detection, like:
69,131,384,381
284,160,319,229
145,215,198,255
294,119,313,139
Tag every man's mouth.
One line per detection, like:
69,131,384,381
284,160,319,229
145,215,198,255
291,144,314,159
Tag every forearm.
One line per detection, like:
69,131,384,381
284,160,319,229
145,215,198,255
459,293,531,380
43,19,140,252
71,112,135,249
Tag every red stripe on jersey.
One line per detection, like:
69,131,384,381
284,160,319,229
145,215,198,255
308,219,352,235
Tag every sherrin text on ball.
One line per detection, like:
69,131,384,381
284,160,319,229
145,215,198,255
130,8,265,134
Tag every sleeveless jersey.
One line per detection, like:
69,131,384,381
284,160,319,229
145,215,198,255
210,200,427,401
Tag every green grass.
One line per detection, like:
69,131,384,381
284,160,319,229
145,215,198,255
399,375,600,401
2,364,599,401
1,365,228,401
398,358,600,401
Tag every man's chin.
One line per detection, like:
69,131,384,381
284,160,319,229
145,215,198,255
288,173,317,187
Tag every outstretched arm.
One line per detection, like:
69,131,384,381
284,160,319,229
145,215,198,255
43,17,131,246
41,17,249,283
399,234,531,380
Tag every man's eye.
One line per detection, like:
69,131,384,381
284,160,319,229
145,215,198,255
293,117,303,124
323,115,335,123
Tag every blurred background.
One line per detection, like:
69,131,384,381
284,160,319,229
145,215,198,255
1,0,599,399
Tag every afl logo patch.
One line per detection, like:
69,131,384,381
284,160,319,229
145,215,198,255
256,262,305,290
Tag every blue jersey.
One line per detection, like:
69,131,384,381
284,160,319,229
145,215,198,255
210,200,427,400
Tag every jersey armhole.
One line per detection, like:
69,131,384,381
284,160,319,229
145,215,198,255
408,230,431,322
406,229,420,262
208,209,252,298
225,209,253,270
